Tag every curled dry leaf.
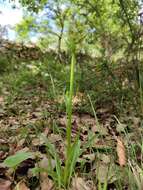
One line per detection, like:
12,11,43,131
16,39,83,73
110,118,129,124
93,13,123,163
0,178,12,190
116,138,126,167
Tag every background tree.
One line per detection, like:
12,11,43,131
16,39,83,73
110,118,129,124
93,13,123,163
13,0,143,104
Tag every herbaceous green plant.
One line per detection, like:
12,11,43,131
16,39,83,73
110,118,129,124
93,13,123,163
63,39,80,187
65,40,76,154
4,151,33,169
41,132,81,189
4,151,33,179
40,39,81,189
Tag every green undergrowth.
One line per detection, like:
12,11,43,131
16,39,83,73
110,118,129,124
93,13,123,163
0,54,139,114
0,51,143,189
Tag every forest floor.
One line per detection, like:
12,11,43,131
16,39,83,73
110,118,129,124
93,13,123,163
0,59,143,190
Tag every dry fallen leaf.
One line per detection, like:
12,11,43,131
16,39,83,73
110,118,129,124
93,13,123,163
116,138,126,167
72,92,84,106
71,177,91,190
96,162,117,184
39,155,56,170
40,172,54,190
48,134,62,143
83,153,95,162
15,181,30,190
0,178,12,190
133,117,140,128
80,114,95,126
0,96,4,103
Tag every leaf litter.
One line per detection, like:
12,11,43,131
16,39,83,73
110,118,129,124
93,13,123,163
0,93,142,189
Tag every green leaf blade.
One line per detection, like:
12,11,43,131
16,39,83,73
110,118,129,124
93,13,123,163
4,152,33,168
